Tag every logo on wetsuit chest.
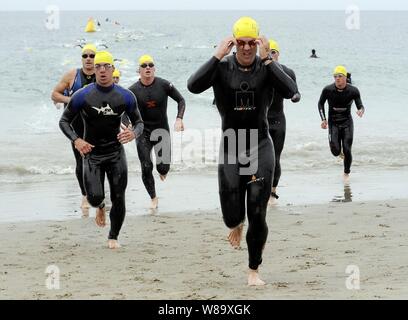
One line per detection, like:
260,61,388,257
234,81,255,111
91,103,118,116
146,100,157,108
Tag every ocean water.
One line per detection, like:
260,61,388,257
0,11,407,220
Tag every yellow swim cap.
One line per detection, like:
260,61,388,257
233,17,259,39
269,39,280,52
82,43,97,54
113,69,121,78
333,65,347,77
94,51,114,65
138,54,154,66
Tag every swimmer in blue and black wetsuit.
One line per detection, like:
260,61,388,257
318,65,365,181
267,39,301,205
59,51,144,249
188,17,297,286
128,55,186,210
52,44,96,211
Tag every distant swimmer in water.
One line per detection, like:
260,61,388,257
188,17,297,286
59,51,144,249
113,69,121,84
76,43,108,50
51,43,96,213
318,65,365,181
310,49,318,58
128,55,186,210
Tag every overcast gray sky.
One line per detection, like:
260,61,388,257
2,0,407,11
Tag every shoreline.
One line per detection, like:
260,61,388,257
1,168,407,223
1,198,408,299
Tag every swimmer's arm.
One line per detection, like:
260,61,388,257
354,88,365,117
125,93,144,139
166,83,185,131
51,69,76,105
318,89,328,122
121,114,131,128
284,67,301,103
59,103,80,142
167,82,186,120
265,61,298,99
187,56,220,94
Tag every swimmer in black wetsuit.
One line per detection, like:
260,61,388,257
59,51,144,249
267,39,301,205
188,17,297,286
51,43,96,212
318,65,365,181
310,49,318,58
128,55,186,210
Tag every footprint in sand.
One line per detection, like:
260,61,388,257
273,282,290,288
142,248,156,255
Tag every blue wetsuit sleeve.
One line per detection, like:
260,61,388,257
353,87,364,110
166,81,186,119
124,91,144,138
265,61,298,99
59,89,85,142
318,88,328,121
187,56,220,94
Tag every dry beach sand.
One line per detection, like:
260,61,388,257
1,198,408,300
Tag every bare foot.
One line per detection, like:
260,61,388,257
339,152,345,160
81,208,90,217
268,191,279,206
248,269,266,286
150,197,159,209
343,173,350,183
81,196,91,209
268,196,277,206
95,206,106,227
159,174,167,181
108,240,121,249
227,223,244,249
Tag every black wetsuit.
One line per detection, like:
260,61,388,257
318,83,364,174
268,65,300,191
65,69,96,196
59,83,144,240
188,55,297,270
128,77,185,199
347,73,352,84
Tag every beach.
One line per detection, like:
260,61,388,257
1,195,408,300
1,10,408,301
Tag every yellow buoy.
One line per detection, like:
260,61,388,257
85,18,96,33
